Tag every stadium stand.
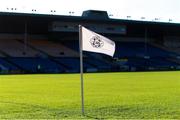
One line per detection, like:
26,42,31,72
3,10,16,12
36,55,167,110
7,57,65,73
0,11,179,74
0,38,179,73
62,40,180,71
114,42,176,57
25,39,79,57
62,40,114,71
0,58,19,72
0,52,5,57
0,39,43,57
54,57,97,72
108,41,180,71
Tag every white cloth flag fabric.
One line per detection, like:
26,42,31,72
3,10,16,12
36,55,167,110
81,26,115,57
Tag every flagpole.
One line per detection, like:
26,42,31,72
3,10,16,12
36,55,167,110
79,25,85,116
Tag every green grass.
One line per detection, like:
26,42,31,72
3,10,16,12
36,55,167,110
0,71,180,119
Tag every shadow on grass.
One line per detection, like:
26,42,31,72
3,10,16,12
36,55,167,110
0,100,80,119
85,114,104,120
1,101,179,119
83,105,132,119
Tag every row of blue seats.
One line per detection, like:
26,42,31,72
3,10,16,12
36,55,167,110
115,42,176,57
7,58,64,73
54,58,96,72
125,58,179,68
0,57,99,73
0,41,179,73
62,41,113,70
62,41,179,70
62,41,178,58
0,57,179,73
0,58,18,71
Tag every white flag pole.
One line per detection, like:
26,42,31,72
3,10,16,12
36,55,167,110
79,25,85,116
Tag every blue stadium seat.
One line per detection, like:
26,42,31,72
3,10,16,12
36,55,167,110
115,42,177,58
7,58,65,73
0,58,18,71
55,57,95,72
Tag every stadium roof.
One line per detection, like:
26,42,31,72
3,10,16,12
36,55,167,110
0,10,180,26
0,10,180,37
1,0,180,23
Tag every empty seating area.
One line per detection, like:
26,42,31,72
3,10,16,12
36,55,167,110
0,52,5,57
59,40,180,71
7,57,65,73
27,39,79,57
0,58,18,72
84,57,112,70
0,39,179,74
0,39,42,57
115,42,176,58
123,57,179,70
54,57,96,72
114,42,180,71
0,12,180,74
62,40,79,51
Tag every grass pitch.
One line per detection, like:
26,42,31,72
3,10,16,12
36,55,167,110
0,71,180,119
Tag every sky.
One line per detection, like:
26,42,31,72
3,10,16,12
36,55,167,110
0,0,179,23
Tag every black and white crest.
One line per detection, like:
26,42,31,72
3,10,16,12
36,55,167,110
90,35,104,48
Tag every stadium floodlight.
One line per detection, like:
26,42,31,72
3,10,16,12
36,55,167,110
155,18,159,20
32,9,37,12
169,19,173,22
6,8,17,11
50,10,56,13
141,17,145,20
109,14,113,17
69,11,75,15
127,16,131,19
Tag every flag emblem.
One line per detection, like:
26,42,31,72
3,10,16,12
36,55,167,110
90,35,104,48
81,26,115,57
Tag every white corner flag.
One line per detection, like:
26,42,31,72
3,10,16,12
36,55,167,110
81,26,115,57
78,25,116,116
